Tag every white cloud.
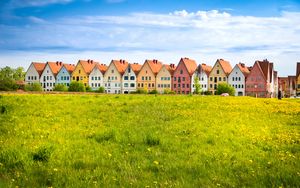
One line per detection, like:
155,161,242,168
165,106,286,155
8,0,73,8
0,10,299,76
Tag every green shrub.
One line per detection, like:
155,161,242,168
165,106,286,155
202,90,212,95
144,134,160,146
96,86,105,93
133,89,148,94
53,84,68,92
216,83,235,96
148,90,158,94
68,81,86,92
24,83,42,91
0,79,18,91
32,146,53,162
163,89,175,94
85,86,93,92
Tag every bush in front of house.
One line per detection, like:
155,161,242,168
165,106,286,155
68,81,86,92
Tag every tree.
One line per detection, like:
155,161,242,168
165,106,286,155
97,86,105,93
68,81,86,92
194,76,201,94
216,83,235,96
0,66,25,91
14,67,25,81
53,84,68,92
0,80,18,91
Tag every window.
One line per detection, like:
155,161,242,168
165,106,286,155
112,70,114,73
128,67,131,73
158,84,160,88
183,77,185,81
95,77,98,81
124,76,129,80
232,77,234,81
239,77,241,81
142,76,144,80
148,83,151,88
168,77,170,80
223,77,226,81
242,85,244,88
108,76,110,80
219,77,221,81
182,84,185,88
178,84,180,87
174,84,176,88
28,76,30,80
161,77,163,81
138,83,140,87
141,83,144,87
174,77,176,81
92,83,94,87
130,76,135,80
130,83,135,87
80,76,83,80
210,77,213,81
124,83,128,87
98,77,101,80
210,84,213,88
111,77,114,80
34,76,37,80
47,76,49,80
152,83,154,87
180,70,183,74
145,77,148,80
115,77,117,80
47,70,49,73
187,84,189,88
91,76,94,80
217,70,219,74
115,83,117,87
149,77,151,81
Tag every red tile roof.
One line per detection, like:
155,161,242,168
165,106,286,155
181,57,197,76
130,63,142,75
63,64,76,74
145,59,163,75
47,61,64,77
79,59,98,74
217,59,232,76
32,62,46,76
111,59,129,75
237,63,250,77
297,62,300,78
165,64,176,76
95,63,108,74
199,63,212,76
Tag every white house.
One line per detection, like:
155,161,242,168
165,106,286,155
25,62,46,85
228,63,250,96
104,59,128,94
56,64,75,87
122,63,141,94
89,63,107,91
40,61,63,91
192,63,212,93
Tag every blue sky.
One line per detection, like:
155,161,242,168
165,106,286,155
0,0,299,76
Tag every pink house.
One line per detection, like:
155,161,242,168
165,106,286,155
245,59,275,98
172,57,197,94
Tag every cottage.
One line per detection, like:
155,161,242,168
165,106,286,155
122,63,142,94
56,64,75,87
72,60,97,86
25,62,46,85
156,64,176,94
89,64,107,91
173,58,197,94
228,63,250,96
245,59,276,98
104,59,128,94
192,63,212,93
208,59,232,94
40,61,63,91
137,59,163,92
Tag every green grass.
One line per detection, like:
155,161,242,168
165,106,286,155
0,94,299,187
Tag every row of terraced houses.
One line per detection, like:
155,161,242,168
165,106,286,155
25,58,300,97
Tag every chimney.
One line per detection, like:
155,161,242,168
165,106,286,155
202,63,206,66
241,63,245,68
91,60,93,63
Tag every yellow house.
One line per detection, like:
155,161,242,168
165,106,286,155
208,59,232,94
72,60,98,86
137,59,162,92
156,64,176,94
297,62,300,95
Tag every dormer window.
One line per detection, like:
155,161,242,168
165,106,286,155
217,70,219,74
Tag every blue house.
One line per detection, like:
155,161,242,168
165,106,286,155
56,64,75,86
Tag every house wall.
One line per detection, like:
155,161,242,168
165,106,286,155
40,64,56,91
245,63,268,97
228,66,246,96
173,61,192,94
122,66,137,94
104,63,122,94
71,63,89,86
56,66,71,87
137,63,156,92
25,63,40,84
297,75,300,95
156,66,172,94
89,68,104,91
208,61,228,94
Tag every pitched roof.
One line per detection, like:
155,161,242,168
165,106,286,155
297,62,300,78
237,63,250,77
63,64,76,74
145,59,163,75
180,57,197,76
199,63,212,76
217,59,232,76
130,63,142,75
256,59,270,81
165,64,176,76
111,59,129,75
288,76,296,89
32,62,46,76
94,63,108,74
78,59,98,74
47,61,64,76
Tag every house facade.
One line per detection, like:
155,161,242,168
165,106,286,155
25,62,46,85
40,61,63,91
122,63,142,94
72,60,97,86
173,58,197,94
228,63,250,96
156,64,176,94
56,64,75,87
208,59,232,94
192,63,212,92
89,64,107,91
137,59,162,92
245,59,275,98
296,62,300,96
288,76,296,97
104,59,128,94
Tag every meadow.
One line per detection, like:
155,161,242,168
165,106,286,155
0,93,299,187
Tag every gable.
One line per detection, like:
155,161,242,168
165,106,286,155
138,61,155,77
25,63,39,76
72,62,88,76
105,62,121,77
247,62,266,81
157,65,171,77
210,61,226,76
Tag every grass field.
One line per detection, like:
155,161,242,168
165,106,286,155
0,94,299,187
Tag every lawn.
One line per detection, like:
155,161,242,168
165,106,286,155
0,94,299,187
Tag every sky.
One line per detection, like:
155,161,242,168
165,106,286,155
0,0,299,76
